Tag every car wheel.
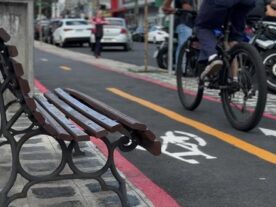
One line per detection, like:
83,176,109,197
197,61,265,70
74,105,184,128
53,38,58,46
153,37,157,44
47,36,52,44
34,32,39,40
123,44,130,51
90,44,95,52
59,41,66,48
50,36,53,44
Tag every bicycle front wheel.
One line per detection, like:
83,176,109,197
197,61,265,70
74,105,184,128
221,43,267,131
176,42,204,111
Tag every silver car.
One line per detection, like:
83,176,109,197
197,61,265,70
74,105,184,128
90,17,133,51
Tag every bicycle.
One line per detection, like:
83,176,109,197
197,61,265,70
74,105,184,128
176,9,267,131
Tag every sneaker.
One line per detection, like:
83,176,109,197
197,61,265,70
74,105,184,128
200,55,223,80
228,78,240,94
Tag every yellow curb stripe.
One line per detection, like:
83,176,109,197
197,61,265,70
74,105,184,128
59,65,71,71
107,87,276,164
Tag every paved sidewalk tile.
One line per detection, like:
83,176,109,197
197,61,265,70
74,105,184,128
0,112,153,207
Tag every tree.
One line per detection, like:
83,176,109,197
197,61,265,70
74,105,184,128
34,0,56,19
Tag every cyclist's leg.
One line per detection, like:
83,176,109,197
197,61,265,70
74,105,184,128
196,0,231,77
176,24,192,70
196,28,217,62
230,0,256,42
229,1,255,80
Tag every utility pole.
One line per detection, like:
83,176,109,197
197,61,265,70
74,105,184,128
93,0,99,16
168,1,174,75
39,0,43,44
144,0,148,71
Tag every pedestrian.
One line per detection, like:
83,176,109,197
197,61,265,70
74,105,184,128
92,9,108,58
162,0,195,65
266,0,276,17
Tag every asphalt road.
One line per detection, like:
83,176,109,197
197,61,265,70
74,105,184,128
34,47,276,207
65,42,159,67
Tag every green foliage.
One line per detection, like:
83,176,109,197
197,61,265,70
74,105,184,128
155,0,164,7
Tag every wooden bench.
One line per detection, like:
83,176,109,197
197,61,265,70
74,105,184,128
0,28,161,207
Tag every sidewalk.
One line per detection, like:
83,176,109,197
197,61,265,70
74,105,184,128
34,42,276,117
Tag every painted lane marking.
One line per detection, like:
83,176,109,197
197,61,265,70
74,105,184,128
59,65,71,71
137,130,217,164
260,128,276,137
107,88,276,164
40,58,48,62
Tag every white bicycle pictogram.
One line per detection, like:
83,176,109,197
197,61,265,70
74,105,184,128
137,130,217,164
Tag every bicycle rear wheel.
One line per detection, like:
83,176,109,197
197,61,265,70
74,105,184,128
176,41,204,111
221,43,267,131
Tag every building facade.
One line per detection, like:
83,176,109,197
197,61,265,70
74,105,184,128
56,0,110,19
111,0,161,28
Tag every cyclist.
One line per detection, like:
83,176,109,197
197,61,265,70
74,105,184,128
248,0,276,19
162,0,195,64
195,0,256,79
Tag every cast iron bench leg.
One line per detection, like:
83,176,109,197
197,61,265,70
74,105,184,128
73,141,86,156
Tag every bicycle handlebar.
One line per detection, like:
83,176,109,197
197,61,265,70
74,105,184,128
174,9,197,17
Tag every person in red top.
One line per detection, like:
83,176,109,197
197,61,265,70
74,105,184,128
92,9,108,58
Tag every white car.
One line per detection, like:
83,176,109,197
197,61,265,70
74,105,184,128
90,17,133,51
53,18,92,47
148,26,169,44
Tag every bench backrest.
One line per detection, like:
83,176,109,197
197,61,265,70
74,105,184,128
0,28,65,139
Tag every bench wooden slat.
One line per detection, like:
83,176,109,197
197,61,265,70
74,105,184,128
32,110,58,136
36,102,72,141
35,95,90,141
24,97,37,110
0,28,11,42
45,92,108,138
24,96,71,140
7,46,18,57
140,139,161,156
22,98,57,137
137,129,156,141
17,78,30,95
10,59,24,77
65,88,147,131
54,88,122,132
23,96,61,138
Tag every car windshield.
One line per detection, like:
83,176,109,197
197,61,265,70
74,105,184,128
38,20,50,26
136,27,144,32
107,19,124,26
149,26,163,32
66,20,88,26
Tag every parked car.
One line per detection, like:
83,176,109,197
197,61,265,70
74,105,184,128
132,26,145,42
42,19,61,44
90,17,133,51
148,26,169,44
34,19,50,40
53,18,92,47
